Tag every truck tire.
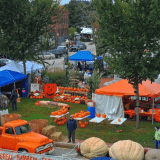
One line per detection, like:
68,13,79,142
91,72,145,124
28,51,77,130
19,149,28,153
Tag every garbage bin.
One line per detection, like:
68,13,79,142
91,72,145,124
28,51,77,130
87,106,95,118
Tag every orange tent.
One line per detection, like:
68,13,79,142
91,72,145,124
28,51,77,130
95,79,160,98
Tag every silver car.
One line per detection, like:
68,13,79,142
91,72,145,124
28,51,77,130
39,51,55,59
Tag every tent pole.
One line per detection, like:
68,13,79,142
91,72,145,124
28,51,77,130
152,97,154,125
14,82,16,90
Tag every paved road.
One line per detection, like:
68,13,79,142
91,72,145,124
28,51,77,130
45,42,96,70
49,147,89,160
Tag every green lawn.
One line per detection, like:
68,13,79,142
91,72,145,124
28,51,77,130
1,97,159,148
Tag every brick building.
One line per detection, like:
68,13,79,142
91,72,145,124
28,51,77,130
50,7,69,44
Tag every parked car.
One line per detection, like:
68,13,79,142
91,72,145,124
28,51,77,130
39,51,55,59
71,45,80,52
76,41,87,49
57,46,68,55
0,119,54,154
50,49,62,58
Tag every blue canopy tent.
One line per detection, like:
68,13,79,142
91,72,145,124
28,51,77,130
0,70,28,97
69,51,102,61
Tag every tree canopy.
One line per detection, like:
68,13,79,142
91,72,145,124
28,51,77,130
0,0,60,74
93,0,160,128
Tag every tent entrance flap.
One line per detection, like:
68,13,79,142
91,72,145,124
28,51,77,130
95,95,124,120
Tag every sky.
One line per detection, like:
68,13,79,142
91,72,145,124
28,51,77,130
61,0,70,5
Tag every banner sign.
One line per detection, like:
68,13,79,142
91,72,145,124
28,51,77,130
0,149,79,160
0,149,60,160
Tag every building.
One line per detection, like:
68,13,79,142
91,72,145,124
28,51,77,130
50,7,69,46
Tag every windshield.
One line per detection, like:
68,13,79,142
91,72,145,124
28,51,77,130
57,47,63,49
15,124,32,135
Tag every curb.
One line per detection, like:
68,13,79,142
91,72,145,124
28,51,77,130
54,142,153,151
54,142,80,149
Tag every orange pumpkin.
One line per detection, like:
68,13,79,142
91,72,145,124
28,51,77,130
102,114,106,118
85,121,89,125
9,115,14,118
43,83,57,98
54,119,58,123
57,118,61,121
97,113,101,117
78,114,82,118
80,124,85,128
87,111,90,115
58,111,62,116
51,112,56,116
79,121,83,125
118,118,121,122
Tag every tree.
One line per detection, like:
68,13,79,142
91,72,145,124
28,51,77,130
0,0,60,74
69,27,77,40
67,0,85,32
93,0,160,129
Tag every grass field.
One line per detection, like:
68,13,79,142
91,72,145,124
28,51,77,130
1,97,159,148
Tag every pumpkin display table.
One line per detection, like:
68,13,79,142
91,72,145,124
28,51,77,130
50,112,69,125
89,117,108,130
74,115,90,127
110,118,127,132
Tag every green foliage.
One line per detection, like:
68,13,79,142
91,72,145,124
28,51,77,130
87,71,102,98
68,0,85,32
0,0,60,74
64,61,71,87
93,0,160,128
93,0,160,85
46,71,66,86
69,27,77,40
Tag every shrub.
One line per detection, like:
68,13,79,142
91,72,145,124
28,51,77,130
46,71,66,86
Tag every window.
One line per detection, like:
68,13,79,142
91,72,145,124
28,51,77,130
5,127,14,135
15,124,31,135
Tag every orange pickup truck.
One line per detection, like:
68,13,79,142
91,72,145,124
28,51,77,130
0,119,54,154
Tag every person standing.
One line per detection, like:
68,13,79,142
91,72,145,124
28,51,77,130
10,89,18,111
153,126,160,149
67,115,77,143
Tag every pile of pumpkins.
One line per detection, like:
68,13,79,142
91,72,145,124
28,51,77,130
54,116,67,126
35,100,40,106
51,106,68,116
79,121,89,128
30,92,45,99
54,94,88,104
73,110,90,119
58,86,89,92
97,113,106,118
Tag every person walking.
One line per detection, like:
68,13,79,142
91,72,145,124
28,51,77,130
67,115,77,143
10,89,18,111
153,126,160,149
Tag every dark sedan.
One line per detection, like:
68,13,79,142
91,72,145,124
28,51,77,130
71,45,80,52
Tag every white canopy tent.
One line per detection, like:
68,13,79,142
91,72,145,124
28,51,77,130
80,28,93,34
0,61,30,74
18,61,44,73
95,95,124,120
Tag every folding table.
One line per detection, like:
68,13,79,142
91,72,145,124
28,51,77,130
89,117,107,130
74,115,90,127
50,112,69,124
110,118,127,132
